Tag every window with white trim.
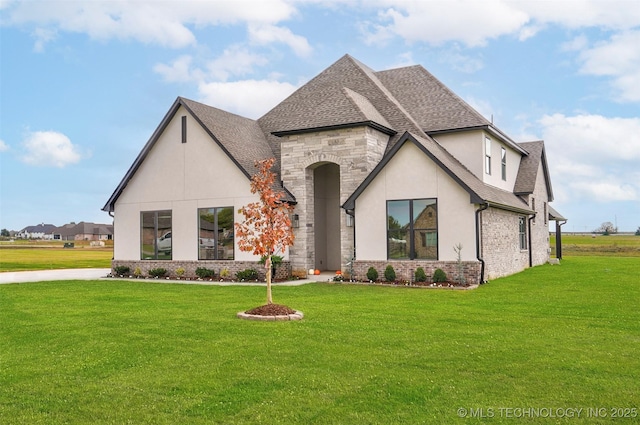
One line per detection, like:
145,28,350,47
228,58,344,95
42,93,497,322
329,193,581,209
519,216,527,250
485,137,492,175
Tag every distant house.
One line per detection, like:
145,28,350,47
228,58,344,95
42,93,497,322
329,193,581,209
17,224,56,240
104,54,564,283
53,222,113,241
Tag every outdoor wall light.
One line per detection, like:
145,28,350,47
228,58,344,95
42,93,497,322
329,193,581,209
292,214,300,228
346,213,354,227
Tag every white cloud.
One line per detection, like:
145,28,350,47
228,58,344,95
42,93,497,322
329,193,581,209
153,55,199,83
577,30,640,102
198,79,298,119
360,0,640,47
0,139,9,152
248,24,312,57
3,0,298,49
362,0,529,47
205,48,269,81
540,113,640,203
20,131,82,167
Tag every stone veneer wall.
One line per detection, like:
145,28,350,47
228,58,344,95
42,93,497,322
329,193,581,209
480,207,529,280
352,260,481,284
111,260,292,281
280,126,389,272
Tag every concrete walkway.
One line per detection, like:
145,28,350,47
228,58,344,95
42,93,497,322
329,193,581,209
0,268,111,284
0,268,336,286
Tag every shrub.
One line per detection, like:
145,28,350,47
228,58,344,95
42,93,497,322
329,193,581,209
236,268,259,281
220,268,231,278
415,267,427,282
636,227,640,236
433,268,447,283
175,267,185,277
366,267,378,282
133,267,142,277
148,268,167,278
195,267,215,279
114,266,130,275
384,265,396,282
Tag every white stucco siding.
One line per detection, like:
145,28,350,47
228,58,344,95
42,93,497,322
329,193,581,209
113,107,260,261
433,131,522,192
354,141,477,262
432,131,483,179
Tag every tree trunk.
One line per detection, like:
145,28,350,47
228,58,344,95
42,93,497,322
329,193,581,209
265,255,273,304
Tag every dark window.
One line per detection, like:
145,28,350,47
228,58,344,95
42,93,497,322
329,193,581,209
387,199,437,260
519,216,527,250
198,207,234,260
141,210,172,260
501,147,507,180
181,115,187,143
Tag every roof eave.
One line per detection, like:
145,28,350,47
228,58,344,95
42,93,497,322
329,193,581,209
427,124,528,155
343,131,485,210
272,121,397,138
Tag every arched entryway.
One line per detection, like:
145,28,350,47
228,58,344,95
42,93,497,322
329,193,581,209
313,163,341,271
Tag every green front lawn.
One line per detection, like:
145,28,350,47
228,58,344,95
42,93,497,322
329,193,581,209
1,257,639,424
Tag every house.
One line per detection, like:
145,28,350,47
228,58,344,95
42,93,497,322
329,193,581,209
103,54,564,283
17,223,57,239
53,222,114,241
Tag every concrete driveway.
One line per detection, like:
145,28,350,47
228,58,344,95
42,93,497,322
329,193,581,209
0,268,111,284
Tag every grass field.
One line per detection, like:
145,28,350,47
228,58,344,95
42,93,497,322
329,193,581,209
1,257,639,424
0,240,113,272
550,233,640,257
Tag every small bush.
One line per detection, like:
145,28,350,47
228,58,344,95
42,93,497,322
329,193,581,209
236,268,259,281
114,266,130,275
133,267,142,277
366,267,378,281
384,265,396,282
195,267,215,279
220,268,231,278
415,267,427,282
433,268,447,283
175,267,185,277
148,268,167,278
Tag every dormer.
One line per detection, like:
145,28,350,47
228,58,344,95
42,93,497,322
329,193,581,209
428,125,527,192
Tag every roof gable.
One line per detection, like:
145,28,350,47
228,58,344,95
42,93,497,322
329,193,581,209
258,54,425,153
103,97,286,212
343,132,533,214
514,140,554,201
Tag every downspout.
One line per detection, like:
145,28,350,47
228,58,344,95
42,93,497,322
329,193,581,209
475,203,489,284
556,219,567,260
528,214,536,268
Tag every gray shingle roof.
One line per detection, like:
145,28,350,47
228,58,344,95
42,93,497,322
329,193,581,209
105,55,552,217
514,141,554,201
343,132,533,214
258,54,425,155
376,65,490,132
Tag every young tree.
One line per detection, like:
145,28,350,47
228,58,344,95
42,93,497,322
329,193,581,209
235,158,295,304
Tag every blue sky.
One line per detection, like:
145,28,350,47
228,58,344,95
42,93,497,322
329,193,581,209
1,0,639,233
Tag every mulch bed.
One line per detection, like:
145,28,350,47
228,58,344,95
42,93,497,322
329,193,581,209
245,303,297,316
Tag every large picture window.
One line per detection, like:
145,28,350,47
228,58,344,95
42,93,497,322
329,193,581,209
198,207,234,260
141,210,172,260
387,199,438,260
